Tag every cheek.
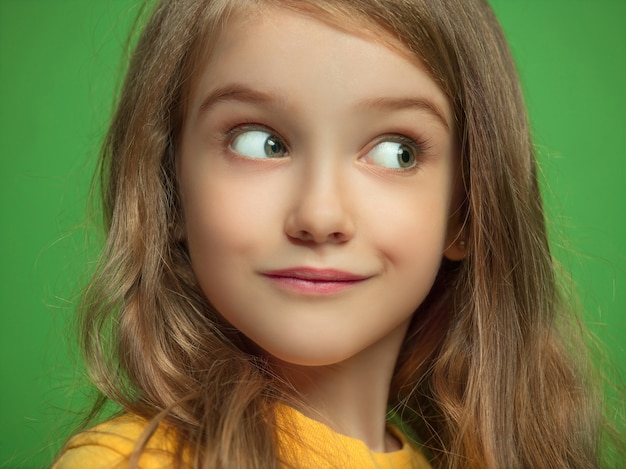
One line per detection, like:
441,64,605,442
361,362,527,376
183,174,275,258
182,178,263,316
360,179,451,265
181,169,292,319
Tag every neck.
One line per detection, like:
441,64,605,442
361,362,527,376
274,319,410,452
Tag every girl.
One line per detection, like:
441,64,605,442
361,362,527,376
54,0,610,467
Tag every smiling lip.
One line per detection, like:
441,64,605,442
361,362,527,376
261,267,370,294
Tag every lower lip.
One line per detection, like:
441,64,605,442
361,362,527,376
263,275,365,295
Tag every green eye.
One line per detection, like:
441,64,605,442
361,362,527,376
231,130,287,158
367,141,417,169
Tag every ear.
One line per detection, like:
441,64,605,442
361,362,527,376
443,156,468,261
443,209,468,261
443,232,467,261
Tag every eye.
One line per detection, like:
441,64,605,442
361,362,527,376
230,130,287,159
366,139,417,169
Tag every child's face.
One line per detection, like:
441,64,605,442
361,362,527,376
179,7,462,366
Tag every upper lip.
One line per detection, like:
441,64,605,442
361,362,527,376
262,267,370,282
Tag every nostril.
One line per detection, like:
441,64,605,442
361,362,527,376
292,230,315,242
287,229,348,245
283,199,356,244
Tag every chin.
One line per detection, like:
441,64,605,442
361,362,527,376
258,340,360,368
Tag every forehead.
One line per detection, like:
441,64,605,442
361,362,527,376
187,0,425,85
257,1,418,61
185,3,452,130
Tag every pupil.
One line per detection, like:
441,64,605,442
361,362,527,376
398,145,413,166
265,136,283,157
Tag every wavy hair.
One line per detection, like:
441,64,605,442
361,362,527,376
75,0,607,467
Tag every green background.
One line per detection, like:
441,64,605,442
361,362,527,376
1,1,624,467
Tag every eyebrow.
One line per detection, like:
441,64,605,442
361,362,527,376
197,83,450,131
357,96,450,131
197,84,284,116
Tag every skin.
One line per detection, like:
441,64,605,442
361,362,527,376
179,6,464,452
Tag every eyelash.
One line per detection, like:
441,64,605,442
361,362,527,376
370,134,432,158
219,122,432,166
223,122,286,147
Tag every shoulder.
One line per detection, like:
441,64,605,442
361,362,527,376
52,414,185,469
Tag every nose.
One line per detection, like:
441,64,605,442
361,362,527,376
284,162,355,244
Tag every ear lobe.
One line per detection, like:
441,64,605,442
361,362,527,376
443,189,469,261
443,212,469,261
444,160,468,262
443,236,468,261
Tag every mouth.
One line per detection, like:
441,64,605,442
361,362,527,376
261,267,371,294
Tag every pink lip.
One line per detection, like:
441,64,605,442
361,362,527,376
262,268,370,294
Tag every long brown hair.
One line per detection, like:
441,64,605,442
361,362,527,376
75,0,607,467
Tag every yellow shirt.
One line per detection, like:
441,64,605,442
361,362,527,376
53,407,432,468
